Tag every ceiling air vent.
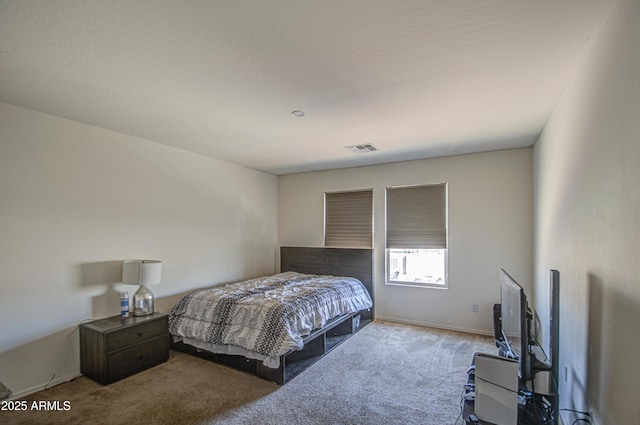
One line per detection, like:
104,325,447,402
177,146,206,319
346,143,379,153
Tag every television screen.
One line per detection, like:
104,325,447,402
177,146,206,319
500,269,529,380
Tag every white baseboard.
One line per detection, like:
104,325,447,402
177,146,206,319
9,373,82,400
374,315,494,336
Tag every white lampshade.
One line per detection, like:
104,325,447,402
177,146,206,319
122,260,162,285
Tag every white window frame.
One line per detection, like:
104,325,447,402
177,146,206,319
385,183,448,289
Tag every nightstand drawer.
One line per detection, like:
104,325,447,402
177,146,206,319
106,318,167,352
107,336,169,383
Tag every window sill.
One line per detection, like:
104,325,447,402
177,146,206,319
385,281,448,290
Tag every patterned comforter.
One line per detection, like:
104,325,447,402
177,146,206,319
169,272,372,368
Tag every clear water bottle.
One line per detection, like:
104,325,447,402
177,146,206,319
120,292,129,319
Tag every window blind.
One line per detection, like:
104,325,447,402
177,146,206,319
386,183,447,249
324,190,373,248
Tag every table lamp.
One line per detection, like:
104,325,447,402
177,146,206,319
122,259,162,316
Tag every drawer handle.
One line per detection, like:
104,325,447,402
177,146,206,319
137,332,144,337
137,354,145,361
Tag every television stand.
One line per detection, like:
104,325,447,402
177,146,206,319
462,398,550,425
462,354,556,425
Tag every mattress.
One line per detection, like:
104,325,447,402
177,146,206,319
168,271,373,368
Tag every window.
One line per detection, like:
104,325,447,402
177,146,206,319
386,183,448,288
324,189,373,248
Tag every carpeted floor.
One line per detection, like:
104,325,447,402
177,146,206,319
1,321,495,425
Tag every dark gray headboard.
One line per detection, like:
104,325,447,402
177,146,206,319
280,246,374,320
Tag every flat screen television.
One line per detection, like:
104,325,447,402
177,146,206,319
499,268,530,381
497,269,559,425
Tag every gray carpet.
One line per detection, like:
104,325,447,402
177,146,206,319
2,321,495,425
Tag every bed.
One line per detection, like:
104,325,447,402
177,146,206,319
169,247,374,384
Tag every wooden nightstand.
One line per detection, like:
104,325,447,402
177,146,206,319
80,312,169,384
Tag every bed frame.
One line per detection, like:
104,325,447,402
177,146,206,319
172,246,374,384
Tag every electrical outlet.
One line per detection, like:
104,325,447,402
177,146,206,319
471,304,478,313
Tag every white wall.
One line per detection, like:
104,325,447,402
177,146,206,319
279,148,532,335
533,1,640,424
0,102,278,397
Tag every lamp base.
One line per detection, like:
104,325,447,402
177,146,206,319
133,285,154,316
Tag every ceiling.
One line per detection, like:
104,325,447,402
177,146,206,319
0,1,611,175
